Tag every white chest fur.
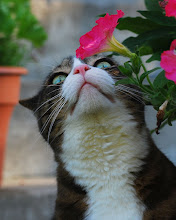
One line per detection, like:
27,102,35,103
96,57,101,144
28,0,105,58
60,109,148,220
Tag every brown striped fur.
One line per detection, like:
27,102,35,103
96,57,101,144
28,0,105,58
135,137,176,219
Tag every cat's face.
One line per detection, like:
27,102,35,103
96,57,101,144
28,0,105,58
20,55,144,146
61,56,118,116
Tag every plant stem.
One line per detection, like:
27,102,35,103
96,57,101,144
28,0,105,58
141,62,155,90
140,84,154,95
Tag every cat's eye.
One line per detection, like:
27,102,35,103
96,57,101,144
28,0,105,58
94,58,114,69
52,75,66,85
96,61,112,69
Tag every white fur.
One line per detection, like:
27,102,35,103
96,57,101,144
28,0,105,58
62,57,115,114
60,58,148,220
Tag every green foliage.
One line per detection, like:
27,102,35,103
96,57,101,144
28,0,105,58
116,0,176,63
99,0,176,131
0,0,47,66
123,28,176,56
115,78,135,86
116,54,176,130
117,17,160,34
144,0,163,11
139,67,160,83
138,10,176,26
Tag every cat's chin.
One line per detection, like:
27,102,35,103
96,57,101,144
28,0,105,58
70,84,115,116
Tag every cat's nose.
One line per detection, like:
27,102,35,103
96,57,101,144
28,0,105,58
73,64,90,76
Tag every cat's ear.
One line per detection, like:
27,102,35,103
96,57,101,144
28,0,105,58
19,95,39,111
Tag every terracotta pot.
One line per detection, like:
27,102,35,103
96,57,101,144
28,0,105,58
0,67,27,186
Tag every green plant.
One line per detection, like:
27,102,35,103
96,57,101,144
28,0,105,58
117,0,176,63
0,0,47,66
114,0,176,133
76,0,176,133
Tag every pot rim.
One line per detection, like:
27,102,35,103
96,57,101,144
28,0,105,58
0,66,28,75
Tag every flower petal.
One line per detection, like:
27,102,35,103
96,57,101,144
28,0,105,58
170,39,176,50
165,71,176,83
165,0,176,18
76,10,125,59
96,10,124,37
160,39,176,84
161,50,176,72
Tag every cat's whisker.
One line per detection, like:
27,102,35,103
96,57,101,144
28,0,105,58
116,87,145,105
116,84,150,102
47,88,61,95
40,98,65,135
49,102,69,144
118,84,144,95
120,88,146,104
40,103,62,134
47,100,67,143
46,85,62,87
34,93,62,114
37,96,65,122
116,83,151,103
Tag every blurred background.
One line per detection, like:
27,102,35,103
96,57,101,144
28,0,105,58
0,0,175,219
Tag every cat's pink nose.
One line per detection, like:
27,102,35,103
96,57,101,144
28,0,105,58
73,64,90,76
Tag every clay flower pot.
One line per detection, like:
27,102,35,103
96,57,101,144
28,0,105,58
0,67,27,186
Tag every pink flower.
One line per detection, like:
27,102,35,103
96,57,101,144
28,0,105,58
165,0,176,18
76,10,134,59
160,39,176,84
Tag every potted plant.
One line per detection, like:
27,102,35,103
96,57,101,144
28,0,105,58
0,0,47,185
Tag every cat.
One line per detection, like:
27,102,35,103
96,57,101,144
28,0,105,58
20,55,176,220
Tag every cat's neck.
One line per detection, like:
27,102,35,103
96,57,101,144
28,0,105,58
60,108,150,183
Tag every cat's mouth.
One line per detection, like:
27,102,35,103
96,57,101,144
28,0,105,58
70,82,115,115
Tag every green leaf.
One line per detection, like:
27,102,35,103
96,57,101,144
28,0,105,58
116,17,160,34
16,12,47,47
168,84,176,95
138,45,153,56
140,67,161,83
150,92,166,108
138,11,176,27
146,52,161,62
0,0,47,65
153,70,168,89
144,0,163,11
123,28,176,53
118,65,132,77
115,78,134,86
130,55,142,74
124,62,133,73
167,82,176,102
137,38,171,57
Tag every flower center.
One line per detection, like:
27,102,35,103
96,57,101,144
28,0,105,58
159,0,168,9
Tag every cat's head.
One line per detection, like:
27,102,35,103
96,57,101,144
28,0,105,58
20,55,144,148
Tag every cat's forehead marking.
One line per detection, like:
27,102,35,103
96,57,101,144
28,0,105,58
53,56,75,74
